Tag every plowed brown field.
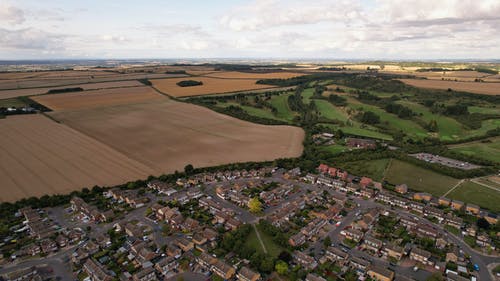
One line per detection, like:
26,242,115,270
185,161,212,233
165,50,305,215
32,86,164,111
50,98,304,175
151,77,276,97
400,79,500,95
0,115,155,202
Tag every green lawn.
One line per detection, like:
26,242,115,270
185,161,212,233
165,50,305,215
315,100,349,121
396,100,465,141
469,119,500,137
336,158,391,181
302,88,314,104
247,225,284,258
321,123,394,141
269,93,297,122
468,106,499,115
447,181,500,212
347,98,428,139
449,138,500,163
320,144,347,155
384,159,460,196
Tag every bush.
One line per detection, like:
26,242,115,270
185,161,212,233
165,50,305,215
176,80,203,87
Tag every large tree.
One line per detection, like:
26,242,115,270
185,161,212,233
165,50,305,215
248,197,263,213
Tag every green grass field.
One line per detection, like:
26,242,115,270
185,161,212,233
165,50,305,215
320,144,347,155
347,98,428,139
384,159,460,196
268,93,297,122
321,123,394,141
447,181,500,212
468,106,499,115
247,225,284,257
396,100,465,141
449,138,500,163
337,158,391,181
302,88,314,104
315,100,349,121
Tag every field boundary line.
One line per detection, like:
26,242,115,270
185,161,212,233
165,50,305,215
442,179,465,197
252,224,268,254
470,178,500,192
382,158,393,181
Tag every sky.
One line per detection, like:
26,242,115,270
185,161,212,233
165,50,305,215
1,0,499,60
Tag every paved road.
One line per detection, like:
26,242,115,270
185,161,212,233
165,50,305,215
0,247,75,280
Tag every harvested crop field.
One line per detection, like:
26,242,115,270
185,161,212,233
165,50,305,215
202,71,305,79
32,86,165,111
0,80,145,99
399,79,500,95
151,77,276,97
49,98,304,174
0,115,155,202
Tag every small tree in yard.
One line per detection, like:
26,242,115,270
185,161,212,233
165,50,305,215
248,197,263,213
323,236,332,247
275,260,289,275
184,164,194,175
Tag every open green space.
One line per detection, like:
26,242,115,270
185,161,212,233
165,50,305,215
315,99,349,121
321,123,394,141
468,106,499,115
268,93,297,122
396,100,465,141
247,225,284,258
337,158,391,181
447,181,500,212
347,98,429,139
217,101,280,121
449,138,500,163
384,159,460,196
302,88,314,104
320,144,347,155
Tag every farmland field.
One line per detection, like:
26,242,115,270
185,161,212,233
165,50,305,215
151,77,276,97
320,123,393,140
447,181,500,212
202,71,304,79
0,115,155,202
32,86,165,111
399,79,500,95
336,158,390,181
49,97,304,174
384,159,460,196
449,138,500,163
0,80,145,99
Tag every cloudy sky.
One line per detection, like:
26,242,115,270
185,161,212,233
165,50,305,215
1,0,499,60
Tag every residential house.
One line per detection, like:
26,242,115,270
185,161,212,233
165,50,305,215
155,256,179,276
363,236,383,252
360,177,373,188
55,235,69,248
343,228,363,242
289,233,306,247
83,259,114,281
445,215,463,229
132,267,156,281
367,266,394,281
325,246,349,265
176,238,194,252
40,239,57,254
305,273,327,281
212,260,236,280
484,213,498,225
293,251,318,270
466,204,480,216
451,200,464,211
318,164,329,174
346,137,376,149
395,184,408,194
384,244,404,261
438,197,451,207
400,217,418,229
446,248,459,264
410,247,433,266
415,224,439,240
413,192,432,202
409,202,425,214
350,256,370,272
237,266,261,281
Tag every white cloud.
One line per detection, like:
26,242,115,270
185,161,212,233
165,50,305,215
0,28,66,50
0,3,25,25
